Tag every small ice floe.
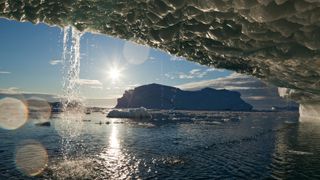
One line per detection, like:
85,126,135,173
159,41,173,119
191,117,198,121
287,150,313,155
194,121,222,125
210,121,222,125
284,121,297,124
222,118,230,122
137,122,155,128
35,121,51,127
107,107,152,119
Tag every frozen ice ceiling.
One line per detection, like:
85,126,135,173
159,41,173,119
1,0,320,100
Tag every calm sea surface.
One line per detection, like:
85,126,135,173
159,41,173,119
1,111,320,179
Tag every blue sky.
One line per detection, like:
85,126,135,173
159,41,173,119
0,18,232,99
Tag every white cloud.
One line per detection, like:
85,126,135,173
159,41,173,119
206,68,224,72
127,84,140,88
170,56,185,61
164,73,175,79
178,74,194,79
175,68,212,79
149,56,156,60
176,73,262,90
76,79,102,86
49,59,62,65
0,87,19,94
190,69,201,75
175,73,298,110
164,68,226,80
0,71,11,74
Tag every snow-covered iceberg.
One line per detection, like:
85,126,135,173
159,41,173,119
107,107,152,119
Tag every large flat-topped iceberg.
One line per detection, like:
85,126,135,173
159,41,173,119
115,84,253,111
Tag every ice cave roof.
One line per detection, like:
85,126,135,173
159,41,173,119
1,0,320,101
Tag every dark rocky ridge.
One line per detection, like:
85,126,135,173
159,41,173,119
115,84,253,111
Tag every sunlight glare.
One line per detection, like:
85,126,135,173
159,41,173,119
108,65,122,82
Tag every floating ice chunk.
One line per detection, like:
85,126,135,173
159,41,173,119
287,150,313,155
137,122,155,128
107,107,152,119
284,120,297,124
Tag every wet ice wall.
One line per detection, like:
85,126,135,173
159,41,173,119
1,0,320,100
299,103,320,122
279,87,320,122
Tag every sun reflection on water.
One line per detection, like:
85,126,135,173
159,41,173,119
100,121,121,163
109,124,120,156
98,120,139,179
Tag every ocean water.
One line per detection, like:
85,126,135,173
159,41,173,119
1,111,320,179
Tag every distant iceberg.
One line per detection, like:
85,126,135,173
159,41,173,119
115,83,253,111
107,107,152,119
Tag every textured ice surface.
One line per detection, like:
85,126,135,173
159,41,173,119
1,0,320,100
107,107,152,119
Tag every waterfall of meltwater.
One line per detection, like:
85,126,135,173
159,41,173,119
57,26,85,159
62,26,82,108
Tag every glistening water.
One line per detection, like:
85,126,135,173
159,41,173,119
1,110,320,179
60,26,85,159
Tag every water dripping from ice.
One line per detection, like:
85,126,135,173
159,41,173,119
56,26,85,159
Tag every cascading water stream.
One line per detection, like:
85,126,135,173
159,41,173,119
57,26,84,159
62,26,82,108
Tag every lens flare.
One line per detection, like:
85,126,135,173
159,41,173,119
123,41,150,64
0,97,28,130
15,140,48,176
27,97,51,122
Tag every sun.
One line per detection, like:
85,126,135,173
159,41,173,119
108,66,122,82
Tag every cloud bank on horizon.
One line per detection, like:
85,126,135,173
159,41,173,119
165,68,224,80
0,71,10,74
177,73,297,110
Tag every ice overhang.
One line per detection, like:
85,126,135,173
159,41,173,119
1,0,320,102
